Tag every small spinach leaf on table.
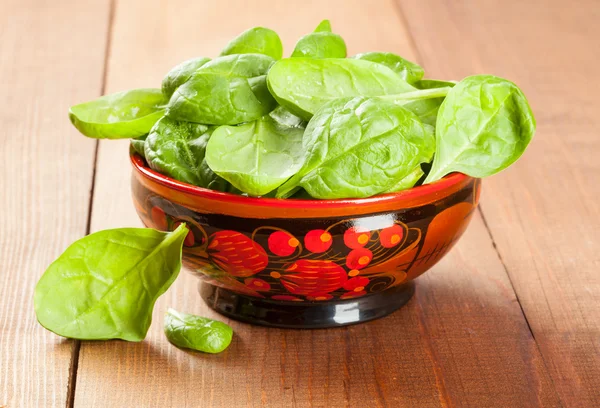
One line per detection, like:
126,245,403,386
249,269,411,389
34,224,189,341
69,89,167,139
267,58,414,120
164,309,233,353
276,97,435,199
162,57,211,98
145,117,230,191
167,54,277,125
351,52,424,84
220,26,283,60
206,114,305,196
291,19,346,59
424,75,536,183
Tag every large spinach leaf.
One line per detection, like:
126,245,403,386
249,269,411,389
69,89,167,139
206,114,305,196
220,27,283,60
291,19,346,59
351,52,424,84
424,75,535,183
267,58,414,120
166,54,277,125
276,97,435,199
145,117,230,191
164,309,233,353
162,57,211,98
34,224,188,341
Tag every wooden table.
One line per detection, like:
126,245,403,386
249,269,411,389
2,0,599,406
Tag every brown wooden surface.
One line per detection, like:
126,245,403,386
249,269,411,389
0,0,598,406
0,0,110,406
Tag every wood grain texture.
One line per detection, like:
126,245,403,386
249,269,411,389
398,0,600,405
71,0,560,406
0,0,110,406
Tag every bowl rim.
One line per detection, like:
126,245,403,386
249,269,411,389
130,150,472,210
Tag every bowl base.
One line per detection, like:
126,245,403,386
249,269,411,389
199,281,415,329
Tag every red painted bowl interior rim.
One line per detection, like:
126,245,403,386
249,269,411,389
130,151,471,209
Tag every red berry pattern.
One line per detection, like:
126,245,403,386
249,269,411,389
344,227,371,249
304,229,333,253
208,231,268,277
279,259,347,295
268,230,299,256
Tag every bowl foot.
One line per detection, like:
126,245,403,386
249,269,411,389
199,281,415,329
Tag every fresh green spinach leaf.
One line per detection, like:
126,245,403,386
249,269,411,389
145,117,230,191
415,79,457,89
384,165,426,193
291,20,346,59
162,57,211,98
69,89,167,139
314,19,332,32
424,75,535,183
276,97,435,199
351,52,424,84
379,86,451,126
220,27,283,60
34,224,188,341
267,58,414,120
166,54,277,125
268,106,306,128
164,309,233,353
131,134,147,159
206,114,305,196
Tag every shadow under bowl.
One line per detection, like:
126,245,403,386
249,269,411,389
130,152,481,329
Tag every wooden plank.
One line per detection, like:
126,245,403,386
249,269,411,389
74,0,559,406
398,0,600,405
0,0,110,406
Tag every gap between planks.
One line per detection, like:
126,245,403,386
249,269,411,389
65,0,117,406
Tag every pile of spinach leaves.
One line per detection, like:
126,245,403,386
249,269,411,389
35,21,535,347
69,20,535,199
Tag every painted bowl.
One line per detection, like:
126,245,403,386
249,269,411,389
131,152,481,328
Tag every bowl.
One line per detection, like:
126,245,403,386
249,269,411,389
130,151,481,328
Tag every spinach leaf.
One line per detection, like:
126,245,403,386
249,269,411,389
69,89,167,139
162,57,211,98
424,75,535,184
314,20,332,32
290,20,347,59
131,134,147,159
351,52,424,84
380,86,452,127
145,117,230,191
268,106,306,128
220,27,283,60
166,54,277,125
384,165,426,193
415,79,457,89
276,97,435,199
267,58,414,120
164,309,233,354
206,114,305,196
34,224,188,341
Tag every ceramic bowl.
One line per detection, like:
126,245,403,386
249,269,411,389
130,151,481,328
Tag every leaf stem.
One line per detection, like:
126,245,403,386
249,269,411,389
380,86,451,103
